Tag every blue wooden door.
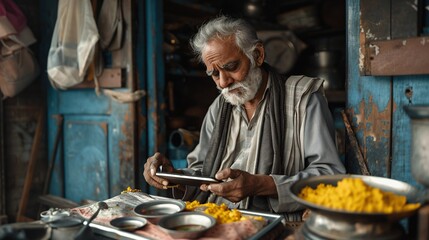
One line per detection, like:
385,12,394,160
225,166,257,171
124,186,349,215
40,0,140,203
346,0,429,190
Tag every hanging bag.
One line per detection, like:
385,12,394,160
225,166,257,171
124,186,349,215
47,0,99,89
0,0,39,99
0,40,39,98
97,0,124,51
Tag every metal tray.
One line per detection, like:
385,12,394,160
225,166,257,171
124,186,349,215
289,174,423,222
89,209,284,240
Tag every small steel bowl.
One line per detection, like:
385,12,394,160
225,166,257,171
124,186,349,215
133,199,186,224
110,216,147,232
158,212,216,239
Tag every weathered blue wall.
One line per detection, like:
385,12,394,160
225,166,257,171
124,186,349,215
346,0,429,189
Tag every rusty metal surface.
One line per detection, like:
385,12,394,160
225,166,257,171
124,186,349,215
368,37,429,76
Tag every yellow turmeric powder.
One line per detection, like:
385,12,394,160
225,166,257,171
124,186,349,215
299,178,420,213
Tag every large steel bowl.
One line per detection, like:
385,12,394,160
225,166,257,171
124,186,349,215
158,212,216,239
133,199,186,224
289,174,423,222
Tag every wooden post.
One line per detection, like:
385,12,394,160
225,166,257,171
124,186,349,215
16,109,45,222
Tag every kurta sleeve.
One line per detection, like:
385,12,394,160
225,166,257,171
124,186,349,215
269,92,346,213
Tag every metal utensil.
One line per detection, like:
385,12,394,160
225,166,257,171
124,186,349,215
74,201,108,240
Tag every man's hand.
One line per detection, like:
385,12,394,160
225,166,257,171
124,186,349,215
200,168,277,203
143,152,178,189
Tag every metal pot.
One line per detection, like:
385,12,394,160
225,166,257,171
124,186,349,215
50,217,83,240
404,105,429,188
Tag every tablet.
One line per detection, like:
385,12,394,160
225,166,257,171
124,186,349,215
155,172,221,186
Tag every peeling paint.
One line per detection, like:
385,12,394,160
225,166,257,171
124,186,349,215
365,29,376,40
100,122,108,135
369,44,380,56
358,47,364,72
347,96,392,161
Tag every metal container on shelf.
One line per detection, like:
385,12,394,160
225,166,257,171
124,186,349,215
404,105,429,188
303,50,345,91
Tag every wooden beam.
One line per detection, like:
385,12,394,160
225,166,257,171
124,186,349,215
72,68,123,89
16,109,45,222
368,36,429,76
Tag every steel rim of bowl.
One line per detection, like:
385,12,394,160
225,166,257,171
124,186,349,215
133,199,186,218
289,174,423,222
110,216,147,231
158,212,216,238
158,212,216,230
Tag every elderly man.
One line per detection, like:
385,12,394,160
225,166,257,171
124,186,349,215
143,15,345,221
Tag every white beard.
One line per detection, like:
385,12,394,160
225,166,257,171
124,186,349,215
219,66,262,106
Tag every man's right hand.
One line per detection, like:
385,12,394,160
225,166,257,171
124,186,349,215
143,152,178,189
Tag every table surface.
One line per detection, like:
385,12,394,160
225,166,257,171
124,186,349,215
71,192,286,240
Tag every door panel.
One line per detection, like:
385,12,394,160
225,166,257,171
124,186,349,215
64,117,110,202
58,90,111,115
41,0,137,203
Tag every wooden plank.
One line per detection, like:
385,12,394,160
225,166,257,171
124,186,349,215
391,0,419,38
136,1,149,192
341,111,371,175
16,110,44,222
368,37,429,76
347,0,392,177
145,0,167,196
359,0,391,75
72,68,123,89
63,117,109,203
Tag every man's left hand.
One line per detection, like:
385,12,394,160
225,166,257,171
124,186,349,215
200,168,276,203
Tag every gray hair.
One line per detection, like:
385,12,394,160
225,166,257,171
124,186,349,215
190,16,261,66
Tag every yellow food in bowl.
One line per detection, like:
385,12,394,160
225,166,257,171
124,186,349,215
185,200,264,224
298,178,420,213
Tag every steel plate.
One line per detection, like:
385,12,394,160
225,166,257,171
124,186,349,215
289,174,423,222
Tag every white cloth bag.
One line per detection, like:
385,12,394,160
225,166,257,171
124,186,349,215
47,0,99,89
